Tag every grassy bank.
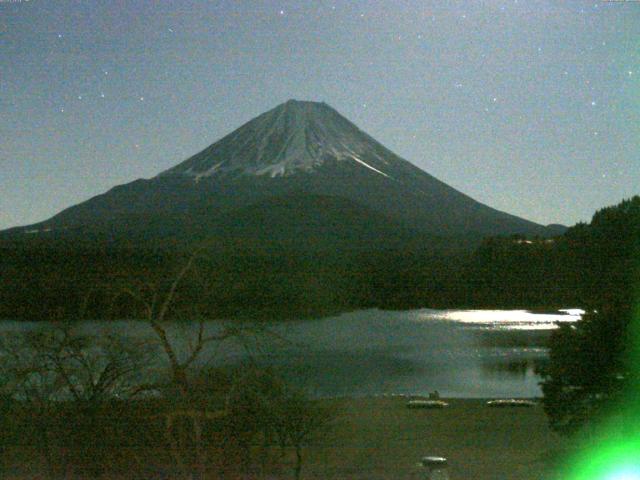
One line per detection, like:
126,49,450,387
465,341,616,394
2,396,567,479
300,397,566,480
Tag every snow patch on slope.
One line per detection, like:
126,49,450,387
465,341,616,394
348,155,389,178
188,161,225,182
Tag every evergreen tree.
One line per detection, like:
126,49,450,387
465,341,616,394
538,196,640,435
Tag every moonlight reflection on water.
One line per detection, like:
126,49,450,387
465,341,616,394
414,308,583,330
223,308,584,398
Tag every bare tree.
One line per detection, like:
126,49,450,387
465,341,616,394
275,390,334,480
0,322,154,478
115,249,265,479
221,367,335,480
0,330,63,478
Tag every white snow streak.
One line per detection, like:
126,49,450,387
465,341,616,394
349,155,389,178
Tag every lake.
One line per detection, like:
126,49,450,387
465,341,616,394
0,308,582,399
223,308,583,398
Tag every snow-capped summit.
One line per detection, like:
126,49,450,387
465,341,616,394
161,100,392,180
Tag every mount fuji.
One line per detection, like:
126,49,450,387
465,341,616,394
5,100,561,241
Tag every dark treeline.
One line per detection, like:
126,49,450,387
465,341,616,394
1,196,638,321
465,196,639,310
0,233,473,321
537,196,640,436
0,238,466,321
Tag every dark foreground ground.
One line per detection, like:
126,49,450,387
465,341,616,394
301,397,566,480
3,397,567,480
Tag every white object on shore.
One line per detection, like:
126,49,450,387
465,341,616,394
421,456,450,479
407,400,449,409
486,399,536,407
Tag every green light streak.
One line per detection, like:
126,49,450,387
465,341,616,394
559,231,640,480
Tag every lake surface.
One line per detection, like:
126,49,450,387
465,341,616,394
226,308,583,398
0,308,583,398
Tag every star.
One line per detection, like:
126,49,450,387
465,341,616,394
60,108,64,113
629,71,634,76
591,101,597,106
134,144,140,149
57,34,63,38
104,71,108,75
100,93,105,98
493,97,498,102
279,10,284,15
78,95,82,100
139,97,144,101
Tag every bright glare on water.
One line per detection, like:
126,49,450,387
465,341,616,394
412,308,584,330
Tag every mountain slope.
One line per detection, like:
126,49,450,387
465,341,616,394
3,99,558,240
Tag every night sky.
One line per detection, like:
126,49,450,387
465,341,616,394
2,0,638,230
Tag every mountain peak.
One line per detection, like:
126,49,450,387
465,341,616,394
282,98,326,107
161,99,392,180
274,99,334,117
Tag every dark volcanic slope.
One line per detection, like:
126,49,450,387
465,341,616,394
3,100,558,240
